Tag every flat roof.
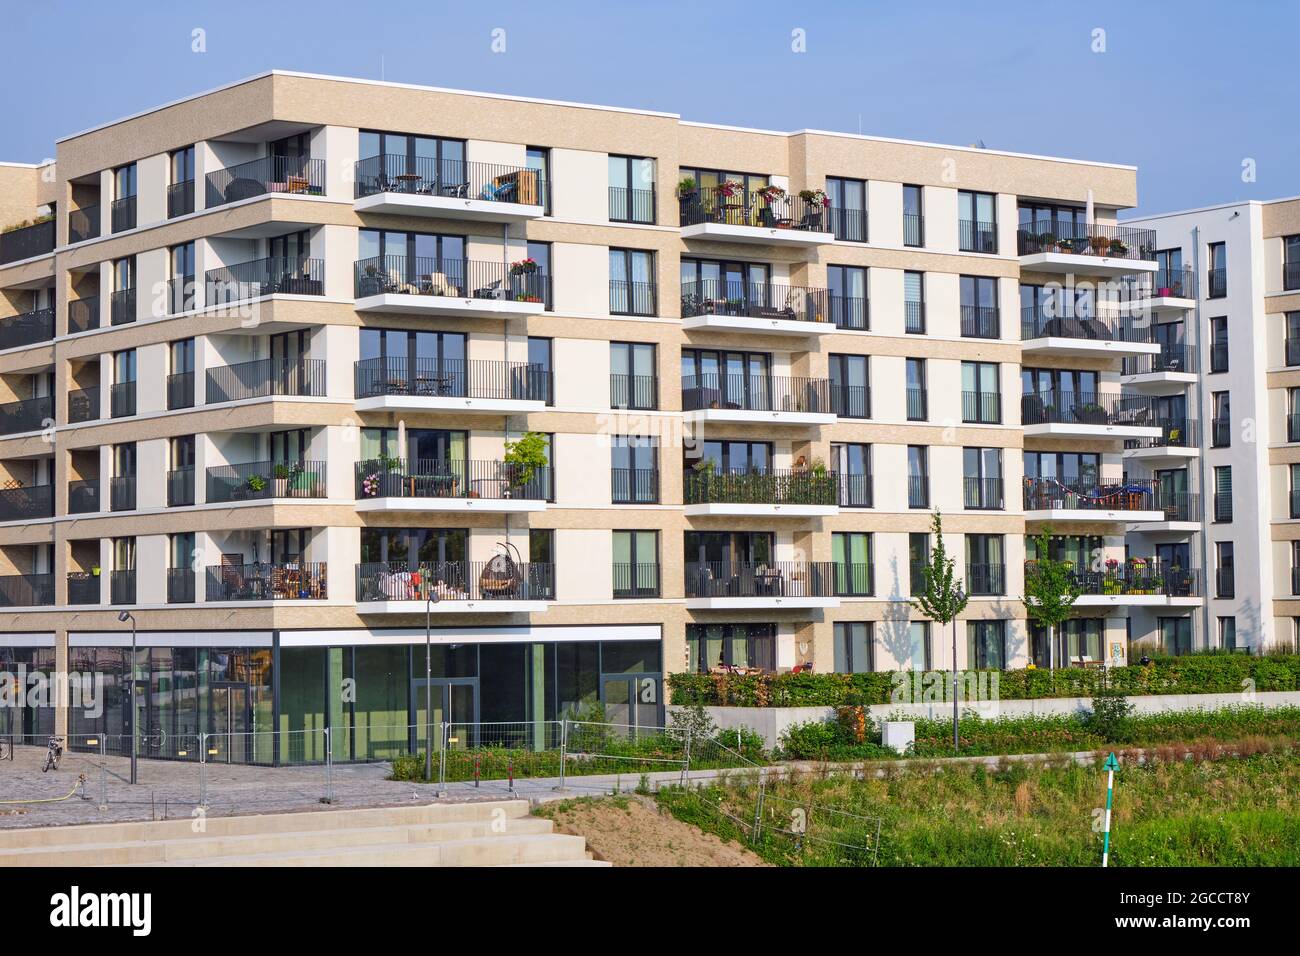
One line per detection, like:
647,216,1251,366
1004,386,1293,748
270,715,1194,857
1125,196,1300,222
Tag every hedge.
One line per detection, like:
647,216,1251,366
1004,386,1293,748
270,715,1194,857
668,654,1300,708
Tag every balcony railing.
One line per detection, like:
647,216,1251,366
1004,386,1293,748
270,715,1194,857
167,568,195,604
0,395,51,436
167,467,195,507
110,195,136,233
1293,489,1300,520
0,308,55,351
206,358,326,404
609,373,658,410
833,563,875,597
830,295,868,331
680,279,831,326
206,155,326,208
1287,337,1300,368
1016,222,1156,260
685,560,835,599
827,208,867,242
208,562,328,601
356,561,552,603
355,459,551,502
355,155,545,207
609,279,657,316
679,191,830,233
168,275,196,314
1290,414,1300,444
0,218,55,264
1214,491,1232,523
167,371,195,410
1211,418,1231,448
1209,343,1229,373
1121,266,1196,300
68,206,99,244
904,301,925,334
354,357,550,403
613,563,661,599
1208,267,1227,298
611,467,659,504
110,569,136,606
1150,489,1201,523
830,384,870,419
908,476,929,509
1033,560,1203,599
608,186,655,224
110,476,136,512
67,573,99,605
67,295,99,335
967,563,1006,596
355,255,548,306
207,460,327,503
959,219,997,253
110,288,135,326
960,305,1000,339
903,213,924,247
837,473,872,508
962,390,1001,424
1294,566,1300,597
963,477,1004,510
683,468,838,507
1124,418,1199,450
906,387,927,421
1122,345,1198,377
68,387,99,424
0,573,54,607
0,484,53,522
1215,569,1235,599
68,479,99,514
681,373,832,414
167,180,195,218
1023,477,1159,512
1285,260,1300,292
207,257,325,304
1021,305,1153,343
1021,391,1157,428
110,381,136,418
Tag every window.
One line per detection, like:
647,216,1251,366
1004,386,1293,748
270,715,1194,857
357,130,465,196
1291,464,1300,519
609,155,656,223
529,527,554,570
962,361,1001,423
1218,616,1237,652
827,264,868,330
1032,618,1103,667
527,337,553,406
680,257,770,317
686,624,775,674
1294,542,1300,595
1283,234,1300,291
833,532,873,596
967,621,1005,669
829,353,869,418
609,248,656,315
1288,389,1300,443
904,271,925,333
907,446,929,508
168,146,195,218
1209,316,1228,373
111,536,136,605
1160,617,1193,656
959,274,999,338
357,229,465,293
831,442,872,507
611,434,658,504
1018,202,1087,246
613,531,659,598
111,257,135,326
966,535,1005,595
902,185,924,247
691,440,771,475
1288,312,1300,367
610,342,657,410
357,328,467,399
906,358,927,421
1213,466,1232,522
168,435,195,507
168,338,195,410
909,534,930,594
826,176,867,242
526,146,551,215
833,623,874,673
111,349,136,418
958,190,997,253
1208,241,1227,298
681,349,770,411
111,442,136,512
111,163,137,233
1211,391,1230,447
1215,542,1235,599
168,243,195,313
526,240,552,309
963,447,1003,509
906,622,933,670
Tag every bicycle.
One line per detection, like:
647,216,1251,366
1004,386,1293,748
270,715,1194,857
42,735,63,773
0,735,11,761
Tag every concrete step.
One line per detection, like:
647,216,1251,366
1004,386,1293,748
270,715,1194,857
501,860,613,867
165,832,591,867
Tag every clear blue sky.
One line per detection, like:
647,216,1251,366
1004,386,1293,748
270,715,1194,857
2,0,1297,215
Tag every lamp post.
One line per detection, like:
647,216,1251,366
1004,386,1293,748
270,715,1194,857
117,610,137,784
423,584,440,783
951,591,965,755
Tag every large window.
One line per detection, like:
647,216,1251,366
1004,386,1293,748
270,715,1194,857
958,190,997,253
1161,617,1193,656
611,434,658,504
909,534,930,595
358,130,465,193
967,620,1005,669
1287,312,1300,366
358,228,466,291
833,532,873,596
960,274,999,338
907,446,929,508
1208,241,1227,298
1215,541,1235,599
826,176,867,242
610,342,657,410
829,353,870,418
904,271,925,333
963,361,1001,423
827,264,868,330
358,327,467,397
525,240,552,308
526,146,551,215
1018,201,1086,241
1209,316,1229,373
902,185,924,247
613,531,659,598
1211,391,1231,447
906,358,927,421
609,155,656,223
966,535,1005,595
609,248,656,315
686,624,775,674
682,349,770,411
1213,465,1232,522
831,442,872,507
833,622,874,673
963,447,1003,509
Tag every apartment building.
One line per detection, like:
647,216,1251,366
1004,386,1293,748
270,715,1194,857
0,71,1175,755
1121,197,1300,654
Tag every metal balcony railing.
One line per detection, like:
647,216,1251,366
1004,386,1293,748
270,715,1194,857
837,473,873,508
0,218,55,264
206,460,327,503
963,477,1004,510
1016,221,1157,260
110,195,136,233
610,468,659,505
683,468,838,507
110,288,135,326
906,387,927,421
1031,560,1203,598
962,390,1001,424
959,219,997,253
1023,477,1160,512
67,295,99,335
355,255,548,306
167,568,195,604
1149,489,1200,522
1211,418,1231,448
967,563,1006,596
1122,345,1198,377
908,476,929,509
903,213,924,247
679,191,830,233
109,476,136,512
904,301,925,334
205,358,326,404
1289,414,1300,444
207,257,325,303
110,381,135,418
355,155,546,207
830,384,869,419
355,459,552,502
1124,418,1199,450
830,295,868,331
1214,491,1232,523
67,573,99,605
1120,266,1196,300
1021,391,1157,428
0,308,55,351
833,562,875,597
0,484,53,522
681,373,832,415
1208,267,1227,298
167,180,195,218
609,279,657,316
680,279,831,326
68,387,98,424
685,560,835,599
167,371,195,410
827,208,867,242
0,572,54,607
0,395,51,436
1285,260,1300,292
612,563,661,599
960,305,1000,338
110,569,136,606
68,479,99,514
167,467,195,507
168,275,197,314
609,374,658,410
356,561,553,603
208,562,328,601
608,186,656,224
1215,568,1235,599
1021,304,1153,343
206,155,326,208
1287,337,1300,367
68,206,100,244
354,357,550,403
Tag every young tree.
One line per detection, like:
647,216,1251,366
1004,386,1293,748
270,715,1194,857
1022,527,1082,670
912,512,969,752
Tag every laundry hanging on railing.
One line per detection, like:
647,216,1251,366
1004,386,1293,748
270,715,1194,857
1024,476,1151,503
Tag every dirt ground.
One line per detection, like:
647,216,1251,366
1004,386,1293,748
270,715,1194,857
535,795,768,867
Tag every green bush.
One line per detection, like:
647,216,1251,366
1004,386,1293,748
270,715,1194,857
1087,691,1135,743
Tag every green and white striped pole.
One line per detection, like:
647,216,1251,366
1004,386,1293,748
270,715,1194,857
1101,751,1118,867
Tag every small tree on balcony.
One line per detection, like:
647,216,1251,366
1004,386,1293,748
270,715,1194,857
1023,526,1082,670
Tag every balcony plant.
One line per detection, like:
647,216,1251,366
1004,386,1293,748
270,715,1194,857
509,257,538,276
1109,239,1128,257
1037,232,1056,251
246,473,268,495
756,184,786,203
503,430,549,492
676,177,697,199
798,188,830,208
714,179,744,199
361,472,382,497
1075,402,1109,425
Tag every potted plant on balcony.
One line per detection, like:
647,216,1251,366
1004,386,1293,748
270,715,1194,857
1109,239,1128,258
361,472,381,498
246,473,268,496
714,180,744,199
503,431,549,497
757,184,785,203
676,177,697,200
272,463,293,497
1037,232,1056,252
90,565,101,577
509,257,538,276
1075,402,1109,425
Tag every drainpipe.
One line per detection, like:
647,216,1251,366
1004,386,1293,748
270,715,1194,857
1191,226,1213,650
502,222,512,546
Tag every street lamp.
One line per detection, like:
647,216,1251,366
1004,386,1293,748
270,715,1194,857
951,591,965,755
117,610,137,784
423,585,440,783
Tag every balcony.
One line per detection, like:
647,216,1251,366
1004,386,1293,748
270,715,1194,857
110,195,136,233
207,460,327,504
207,562,328,601
167,371,195,410
609,279,657,317
167,568,195,604
680,280,832,337
354,156,545,222
1017,222,1158,276
1118,268,1197,314
353,357,549,415
68,479,99,514
958,219,998,254
355,256,547,318
0,218,55,264
962,390,1001,425
682,468,839,517
1024,477,1165,523
0,395,51,436
682,374,836,425
0,308,54,351
610,374,658,410
1021,305,1159,358
1123,420,1200,466
613,563,660,599
967,563,1006,597
356,560,553,614
205,358,326,404
679,191,835,246
110,569,136,606
167,467,195,507
68,206,99,244
354,459,550,513
67,573,99,605
963,477,1005,510
1036,560,1202,607
167,180,195,219
109,476,136,512
684,560,838,610
110,381,135,418
0,573,53,608
960,306,1000,339
0,484,53,522
608,186,656,225
68,387,99,424
206,257,324,305
205,156,326,209
1021,391,1162,440
1129,490,1201,530
1121,346,1199,392
67,296,99,335
611,468,660,504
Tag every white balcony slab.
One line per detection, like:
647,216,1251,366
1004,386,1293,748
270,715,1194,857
1075,594,1203,608
681,314,833,337
1120,370,1199,393
1021,336,1162,358
357,599,549,614
680,222,834,246
354,191,543,223
688,408,836,426
1123,445,1200,467
1126,519,1201,534
354,292,545,318
683,502,838,517
355,497,546,513
1019,252,1159,277
685,596,839,610
353,394,546,415
1026,508,1167,524
1120,295,1197,315
1023,422,1163,440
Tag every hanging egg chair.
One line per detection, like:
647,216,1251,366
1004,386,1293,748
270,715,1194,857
479,541,523,598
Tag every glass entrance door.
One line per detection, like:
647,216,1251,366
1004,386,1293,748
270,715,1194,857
411,679,478,753
210,683,251,764
601,675,662,736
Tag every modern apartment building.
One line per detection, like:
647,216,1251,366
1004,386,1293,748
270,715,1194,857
1122,197,1300,654
0,71,1184,755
